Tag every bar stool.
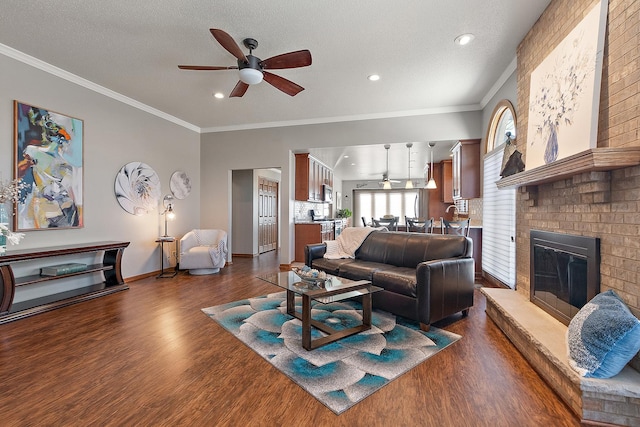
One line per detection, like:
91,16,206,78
441,218,471,237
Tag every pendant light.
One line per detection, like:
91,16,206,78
405,143,414,189
425,142,437,189
383,144,392,189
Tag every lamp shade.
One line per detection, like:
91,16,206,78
383,180,392,190
426,178,437,189
239,68,264,85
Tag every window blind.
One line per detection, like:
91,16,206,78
482,145,516,288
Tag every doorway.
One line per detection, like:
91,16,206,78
258,177,278,254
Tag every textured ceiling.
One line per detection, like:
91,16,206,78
0,0,551,180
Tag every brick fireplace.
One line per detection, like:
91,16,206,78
530,230,600,325
483,0,640,425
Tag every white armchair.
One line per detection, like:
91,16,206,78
179,229,228,275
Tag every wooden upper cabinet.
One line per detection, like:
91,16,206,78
295,153,333,202
440,159,453,203
451,139,481,199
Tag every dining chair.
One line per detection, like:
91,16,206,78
372,217,398,231
406,217,434,233
440,218,471,237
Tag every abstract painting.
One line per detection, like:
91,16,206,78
13,101,83,230
114,162,161,215
525,0,607,170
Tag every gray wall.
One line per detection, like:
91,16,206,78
0,54,201,278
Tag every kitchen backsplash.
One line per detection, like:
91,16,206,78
294,201,330,221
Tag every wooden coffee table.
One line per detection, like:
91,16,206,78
258,271,382,350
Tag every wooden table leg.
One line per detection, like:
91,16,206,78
301,294,312,350
362,292,372,327
286,289,295,315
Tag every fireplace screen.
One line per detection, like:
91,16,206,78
530,231,599,325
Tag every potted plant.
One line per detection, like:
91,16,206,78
336,208,352,227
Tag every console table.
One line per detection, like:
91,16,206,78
0,241,129,324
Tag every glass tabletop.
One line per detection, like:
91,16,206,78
257,271,382,304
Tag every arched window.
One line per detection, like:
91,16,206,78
486,100,516,152
482,99,517,288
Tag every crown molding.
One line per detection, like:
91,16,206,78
0,43,200,133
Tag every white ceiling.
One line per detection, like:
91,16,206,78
0,0,550,182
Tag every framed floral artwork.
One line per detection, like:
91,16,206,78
13,101,84,230
525,0,608,170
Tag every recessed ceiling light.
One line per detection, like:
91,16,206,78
454,33,475,46
344,155,349,159
213,92,224,99
368,74,380,81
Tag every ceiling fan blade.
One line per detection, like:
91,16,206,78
229,81,249,98
178,65,238,70
263,71,304,96
210,29,247,62
261,50,312,70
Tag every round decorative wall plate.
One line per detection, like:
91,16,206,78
114,162,161,215
170,170,192,200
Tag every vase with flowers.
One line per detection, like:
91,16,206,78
0,176,27,255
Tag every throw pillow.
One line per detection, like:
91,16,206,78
567,290,640,378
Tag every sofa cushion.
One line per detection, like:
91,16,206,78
372,267,417,298
338,260,392,281
310,257,354,276
567,290,640,378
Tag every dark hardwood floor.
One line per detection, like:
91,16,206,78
0,251,579,426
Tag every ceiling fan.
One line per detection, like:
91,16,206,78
379,144,401,188
178,28,312,98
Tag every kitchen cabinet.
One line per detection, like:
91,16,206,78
451,139,481,199
440,159,453,203
294,222,334,262
295,153,333,202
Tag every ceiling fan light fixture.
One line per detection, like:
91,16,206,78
239,68,263,85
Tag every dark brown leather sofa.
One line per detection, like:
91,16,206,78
304,230,475,330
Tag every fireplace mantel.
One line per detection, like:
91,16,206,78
496,147,640,189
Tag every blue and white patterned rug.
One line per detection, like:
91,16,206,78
202,291,461,414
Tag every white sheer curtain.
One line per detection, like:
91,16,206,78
482,144,516,288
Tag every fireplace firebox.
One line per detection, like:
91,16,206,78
530,230,600,325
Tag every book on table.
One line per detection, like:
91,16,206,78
40,262,88,276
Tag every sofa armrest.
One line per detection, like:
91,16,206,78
304,243,327,267
416,258,475,324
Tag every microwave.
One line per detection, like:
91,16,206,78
322,184,333,202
